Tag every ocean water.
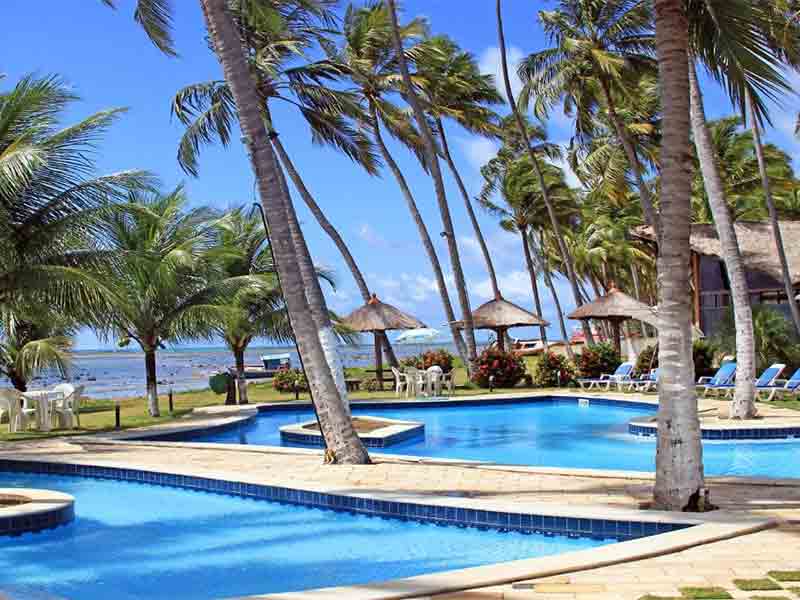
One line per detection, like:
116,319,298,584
9,343,466,399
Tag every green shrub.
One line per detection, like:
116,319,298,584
576,342,621,378
400,349,455,371
362,377,382,392
209,372,231,395
272,368,308,393
635,340,717,379
532,351,576,387
715,305,800,372
471,348,525,388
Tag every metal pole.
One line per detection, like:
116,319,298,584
252,202,325,444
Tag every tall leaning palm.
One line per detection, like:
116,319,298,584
0,74,150,318
652,0,706,512
118,0,370,462
519,0,659,231
386,0,479,367
415,35,505,301
496,0,594,344
332,2,471,366
687,0,790,419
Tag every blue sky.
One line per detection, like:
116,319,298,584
4,1,799,350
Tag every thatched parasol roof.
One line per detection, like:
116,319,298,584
340,294,426,332
635,221,800,286
454,298,549,330
568,288,658,327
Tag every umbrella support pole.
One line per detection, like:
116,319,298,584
374,332,384,391
611,319,622,358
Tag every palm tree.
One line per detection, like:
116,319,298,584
0,74,151,318
414,35,505,301
0,307,73,392
652,0,706,512
98,186,250,417
519,0,660,232
197,0,370,463
687,0,791,419
331,2,471,366
496,0,595,345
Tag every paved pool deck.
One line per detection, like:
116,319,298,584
2,389,800,599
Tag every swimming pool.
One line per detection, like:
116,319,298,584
0,471,614,600
179,397,800,478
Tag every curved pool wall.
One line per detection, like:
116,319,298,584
0,460,689,600
155,396,800,479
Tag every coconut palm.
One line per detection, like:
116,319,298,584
386,0,479,367
197,0,370,463
687,0,791,419
518,0,659,231
0,307,73,392
330,2,471,367
652,0,706,512
414,35,505,301
0,74,151,318
496,0,595,345
97,186,263,417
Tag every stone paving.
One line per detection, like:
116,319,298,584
2,391,800,599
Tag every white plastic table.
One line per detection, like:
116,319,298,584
21,390,64,432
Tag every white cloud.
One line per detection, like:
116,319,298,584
473,269,533,302
357,222,388,248
479,45,525,102
457,136,499,174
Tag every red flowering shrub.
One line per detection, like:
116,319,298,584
576,342,620,379
400,349,454,371
272,369,309,393
532,352,577,387
471,348,525,388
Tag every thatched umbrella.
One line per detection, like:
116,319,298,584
454,298,549,351
568,287,658,356
341,294,426,387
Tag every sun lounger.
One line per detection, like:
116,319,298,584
697,362,737,397
578,362,634,391
756,367,800,401
630,368,660,393
713,363,785,399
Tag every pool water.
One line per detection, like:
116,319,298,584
0,472,611,600
187,398,800,478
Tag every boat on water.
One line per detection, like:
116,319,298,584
239,353,292,379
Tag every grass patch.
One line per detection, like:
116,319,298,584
749,596,792,600
786,588,800,596
680,587,732,599
733,579,783,591
770,572,800,583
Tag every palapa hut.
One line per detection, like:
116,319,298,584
454,298,549,351
635,221,800,335
568,288,658,356
341,294,425,386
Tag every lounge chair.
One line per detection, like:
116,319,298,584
756,367,800,402
631,368,660,393
715,363,785,399
578,362,634,391
697,362,737,397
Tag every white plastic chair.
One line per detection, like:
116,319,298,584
426,366,443,397
404,367,424,398
53,384,83,429
0,390,27,433
441,370,455,395
391,367,408,398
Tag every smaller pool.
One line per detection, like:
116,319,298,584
0,471,617,600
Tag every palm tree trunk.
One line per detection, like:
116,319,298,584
435,118,502,300
8,371,27,393
144,348,160,417
269,132,398,367
519,225,548,345
199,0,369,464
598,79,659,233
746,90,800,336
688,62,756,420
387,0,478,370
537,235,574,361
368,102,470,366
234,347,248,405
653,0,706,511
495,0,594,346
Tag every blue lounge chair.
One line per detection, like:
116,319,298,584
578,362,634,391
697,362,737,397
756,367,800,401
715,363,785,398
